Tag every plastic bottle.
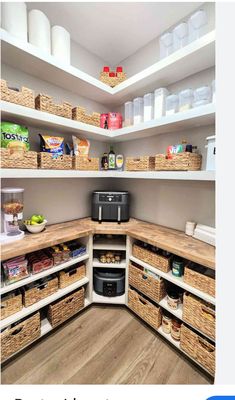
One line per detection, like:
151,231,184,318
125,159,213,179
108,146,116,169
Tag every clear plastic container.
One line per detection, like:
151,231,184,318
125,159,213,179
159,32,174,59
193,86,211,107
166,94,179,115
188,9,207,43
173,22,188,51
154,88,169,119
212,80,215,103
1,188,24,237
124,101,133,126
143,93,154,122
179,89,194,112
133,97,144,125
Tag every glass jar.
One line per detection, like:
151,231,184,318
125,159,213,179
167,290,180,309
162,312,172,334
171,318,182,341
1,187,24,237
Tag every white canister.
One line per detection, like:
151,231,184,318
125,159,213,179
1,2,27,41
185,221,196,236
133,97,144,125
154,88,169,119
205,135,216,171
51,25,71,65
28,9,51,53
143,93,154,122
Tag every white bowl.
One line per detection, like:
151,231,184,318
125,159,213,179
24,220,47,234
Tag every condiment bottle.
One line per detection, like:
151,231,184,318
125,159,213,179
171,318,182,341
116,154,124,171
167,290,180,309
172,257,184,277
108,146,116,169
162,312,172,334
101,153,108,170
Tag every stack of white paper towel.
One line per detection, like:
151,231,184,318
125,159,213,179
193,224,215,246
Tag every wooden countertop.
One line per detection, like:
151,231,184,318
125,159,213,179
1,217,215,269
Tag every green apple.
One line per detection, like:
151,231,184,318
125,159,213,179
30,215,41,223
31,221,39,225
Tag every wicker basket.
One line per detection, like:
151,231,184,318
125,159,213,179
1,292,23,320
0,148,38,169
35,94,72,119
155,153,202,171
72,106,100,127
100,72,127,87
59,264,86,289
48,287,85,328
182,293,215,340
133,244,171,273
180,324,215,375
1,312,40,362
1,79,35,108
38,153,73,170
184,263,215,298
126,156,155,171
129,263,166,303
24,277,59,307
128,287,162,330
73,155,99,171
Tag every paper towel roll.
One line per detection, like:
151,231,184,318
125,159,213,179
28,9,51,53
51,25,70,65
1,2,27,41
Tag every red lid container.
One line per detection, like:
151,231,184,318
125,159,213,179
103,66,110,72
116,66,123,73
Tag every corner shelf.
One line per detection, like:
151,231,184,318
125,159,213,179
93,258,126,269
93,238,126,250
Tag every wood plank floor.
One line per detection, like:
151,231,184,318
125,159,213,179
1,306,213,384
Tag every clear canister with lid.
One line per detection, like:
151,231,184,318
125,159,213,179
133,97,144,125
188,9,207,43
1,187,24,237
173,22,188,51
159,31,174,59
143,93,154,122
165,94,179,116
179,89,194,112
124,101,133,126
154,88,169,119
193,86,211,107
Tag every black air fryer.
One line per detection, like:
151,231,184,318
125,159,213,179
91,191,129,223
93,268,125,297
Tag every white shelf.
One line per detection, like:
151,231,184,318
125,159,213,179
130,255,215,305
1,169,215,181
0,277,89,330
92,291,126,304
1,29,215,106
0,253,89,295
93,258,126,269
93,238,126,250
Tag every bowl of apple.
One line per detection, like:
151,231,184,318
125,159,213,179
24,215,47,233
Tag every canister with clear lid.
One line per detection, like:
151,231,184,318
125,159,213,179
143,93,154,122
165,94,179,115
159,32,173,59
124,101,133,127
133,97,144,125
188,9,207,43
1,187,24,238
193,86,211,107
173,22,188,51
179,89,194,112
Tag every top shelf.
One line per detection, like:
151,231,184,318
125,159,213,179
1,29,215,106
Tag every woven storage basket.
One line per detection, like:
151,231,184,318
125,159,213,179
128,287,162,330
1,292,23,320
0,148,38,169
48,287,85,328
100,72,127,87
38,153,73,170
155,153,202,171
1,312,40,362
59,264,86,289
72,106,100,127
35,94,72,119
24,277,59,308
180,324,215,375
1,79,35,108
182,293,215,340
133,244,171,273
73,156,99,171
126,156,155,171
129,263,166,303
184,263,215,297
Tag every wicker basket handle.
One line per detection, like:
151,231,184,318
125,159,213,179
197,337,214,353
133,158,141,162
141,274,148,280
201,305,215,320
11,326,23,336
68,268,77,276
139,297,147,305
65,296,75,304
1,304,6,309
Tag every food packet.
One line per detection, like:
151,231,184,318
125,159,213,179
72,136,90,156
39,135,64,155
1,122,30,152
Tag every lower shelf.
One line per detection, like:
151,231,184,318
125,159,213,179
92,291,126,304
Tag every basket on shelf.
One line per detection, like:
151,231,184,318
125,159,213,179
35,94,72,119
38,153,73,170
155,153,202,171
72,106,100,127
24,277,59,307
128,287,162,330
1,292,23,320
73,155,99,171
126,156,155,171
48,287,85,328
183,263,215,298
0,148,38,169
132,243,171,273
100,71,127,88
182,293,215,340
1,79,35,108
129,263,166,303
1,312,40,362
59,264,86,289
180,324,215,375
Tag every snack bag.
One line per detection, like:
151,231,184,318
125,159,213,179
39,135,64,156
72,136,90,156
1,122,30,151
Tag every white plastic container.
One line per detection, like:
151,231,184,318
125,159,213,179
173,22,188,51
28,9,51,54
133,97,144,125
1,2,27,41
154,88,169,119
205,135,216,171
159,32,174,59
185,221,196,236
51,26,71,65
193,86,211,108
124,101,133,126
179,89,194,112
143,93,154,122
212,80,216,103
188,9,207,43
165,94,179,116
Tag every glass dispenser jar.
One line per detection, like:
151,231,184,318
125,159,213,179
1,187,24,240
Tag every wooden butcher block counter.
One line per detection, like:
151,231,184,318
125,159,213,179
1,217,215,269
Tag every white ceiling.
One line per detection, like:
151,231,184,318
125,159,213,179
26,2,202,65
